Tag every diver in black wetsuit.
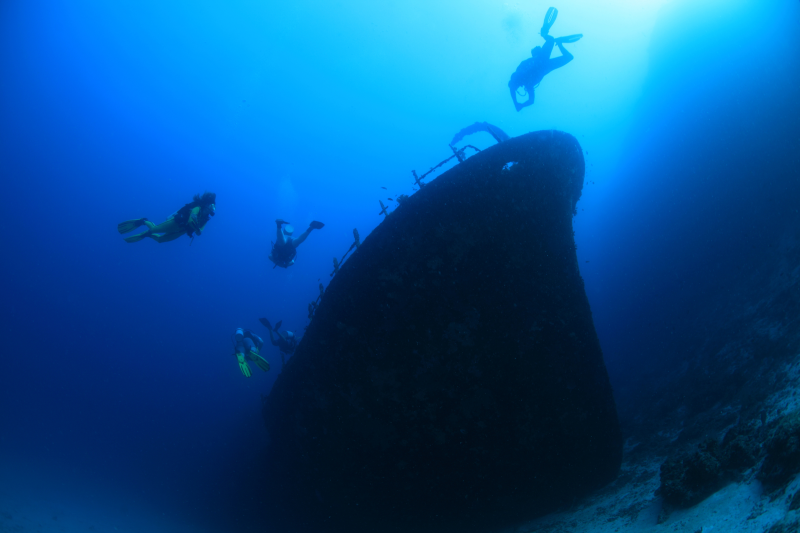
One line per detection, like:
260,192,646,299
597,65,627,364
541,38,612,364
269,219,325,268
259,318,298,367
508,7,582,112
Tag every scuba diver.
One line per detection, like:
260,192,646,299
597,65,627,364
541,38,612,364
232,327,271,378
268,218,325,268
259,318,298,368
117,192,216,243
508,7,582,112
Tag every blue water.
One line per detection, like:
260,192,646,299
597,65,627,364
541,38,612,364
1,0,799,531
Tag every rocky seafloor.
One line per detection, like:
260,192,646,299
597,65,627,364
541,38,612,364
517,229,800,533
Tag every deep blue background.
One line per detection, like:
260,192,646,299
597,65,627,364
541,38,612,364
1,0,799,530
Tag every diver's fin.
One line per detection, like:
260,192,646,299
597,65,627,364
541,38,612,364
117,218,147,234
556,34,583,44
259,318,272,330
253,355,270,372
124,232,148,243
274,320,283,332
541,7,558,35
309,221,325,230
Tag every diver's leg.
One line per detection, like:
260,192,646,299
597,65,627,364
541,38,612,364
140,218,182,235
291,226,314,248
244,336,270,371
249,333,265,350
275,221,287,246
556,41,573,60
544,43,573,74
540,36,555,60
234,338,246,357
243,338,257,357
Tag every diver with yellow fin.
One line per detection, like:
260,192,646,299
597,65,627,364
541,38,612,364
269,218,324,268
117,192,216,243
508,7,582,112
232,327,271,378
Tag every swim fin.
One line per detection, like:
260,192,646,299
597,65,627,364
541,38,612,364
556,34,583,44
252,354,271,372
117,218,147,234
259,318,272,330
124,232,148,243
309,221,325,230
541,7,558,36
237,354,252,378
274,320,283,332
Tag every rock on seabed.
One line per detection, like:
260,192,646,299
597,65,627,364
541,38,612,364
262,131,622,533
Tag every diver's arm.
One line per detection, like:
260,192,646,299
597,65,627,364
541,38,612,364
188,206,201,230
518,89,535,109
187,206,211,235
509,85,520,109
